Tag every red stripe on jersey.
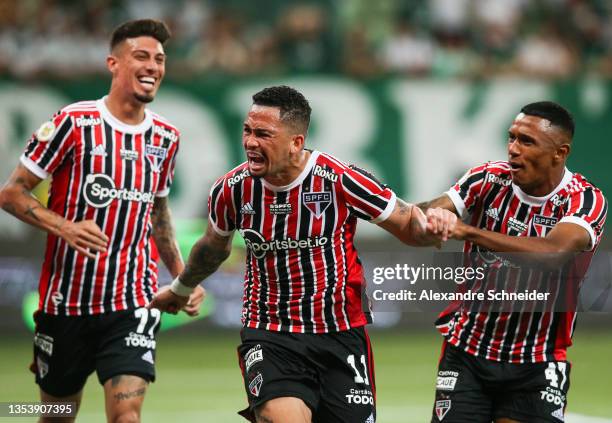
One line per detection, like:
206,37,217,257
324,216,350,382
439,162,607,363
285,186,304,332
308,174,326,333
26,100,180,315
210,151,395,333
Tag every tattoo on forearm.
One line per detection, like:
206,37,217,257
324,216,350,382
182,242,230,286
113,387,146,402
397,201,412,215
25,205,41,222
152,198,179,261
1,203,16,215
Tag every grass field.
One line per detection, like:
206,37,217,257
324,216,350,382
0,329,610,422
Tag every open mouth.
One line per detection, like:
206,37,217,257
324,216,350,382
509,161,523,172
137,76,156,90
246,151,266,171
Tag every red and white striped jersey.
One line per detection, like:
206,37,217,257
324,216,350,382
208,151,396,333
21,97,179,316
437,161,607,363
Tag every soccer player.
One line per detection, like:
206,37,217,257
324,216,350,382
419,101,607,422
149,85,456,422
0,19,204,423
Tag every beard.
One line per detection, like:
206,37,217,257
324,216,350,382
134,92,154,103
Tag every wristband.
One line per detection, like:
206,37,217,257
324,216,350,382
170,277,195,297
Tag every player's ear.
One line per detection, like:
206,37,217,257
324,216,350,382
555,143,570,163
291,134,305,153
107,54,118,74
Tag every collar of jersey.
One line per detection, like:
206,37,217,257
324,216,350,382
511,167,573,205
261,150,320,192
97,96,153,134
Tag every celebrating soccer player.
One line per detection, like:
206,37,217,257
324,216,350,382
0,19,204,423
419,102,607,422
149,85,456,422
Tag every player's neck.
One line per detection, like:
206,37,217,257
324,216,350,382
105,90,146,125
264,150,311,187
520,166,566,197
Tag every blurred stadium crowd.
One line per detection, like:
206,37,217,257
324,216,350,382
1,0,612,80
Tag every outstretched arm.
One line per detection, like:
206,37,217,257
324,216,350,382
418,194,591,254
151,196,207,316
148,224,232,313
453,220,590,254
377,198,457,246
0,163,108,258
417,194,458,215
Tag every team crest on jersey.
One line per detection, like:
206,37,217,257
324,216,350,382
35,121,56,142
533,215,558,228
145,145,166,173
36,356,49,379
248,372,263,397
435,399,451,421
303,191,332,218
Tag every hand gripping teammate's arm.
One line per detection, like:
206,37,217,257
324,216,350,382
0,163,108,259
148,223,232,314
150,196,206,316
418,193,594,255
377,198,457,247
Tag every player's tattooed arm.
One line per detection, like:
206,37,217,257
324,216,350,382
0,163,108,258
379,198,456,246
151,196,184,278
179,225,232,288
416,194,458,215
0,163,59,230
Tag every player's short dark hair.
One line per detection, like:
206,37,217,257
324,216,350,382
110,19,171,51
252,86,312,135
520,101,575,137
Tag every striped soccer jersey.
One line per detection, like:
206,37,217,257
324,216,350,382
208,151,397,333
21,97,179,315
437,161,607,363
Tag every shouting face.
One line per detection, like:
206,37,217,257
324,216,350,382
242,105,304,185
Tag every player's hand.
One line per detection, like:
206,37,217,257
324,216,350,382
60,219,109,259
148,285,190,315
182,285,206,317
425,207,457,242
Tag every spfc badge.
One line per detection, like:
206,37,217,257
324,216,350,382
303,191,331,218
